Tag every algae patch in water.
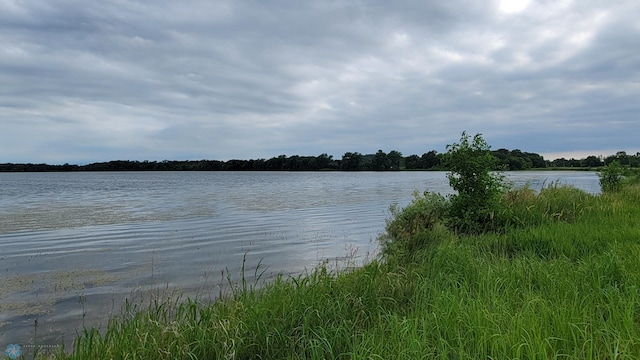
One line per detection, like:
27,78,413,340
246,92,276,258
0,204,134,233
0,201,217,234
0,269,119,318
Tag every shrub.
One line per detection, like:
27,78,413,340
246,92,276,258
444,132,506,233
380,191,449,257
598,161,624,192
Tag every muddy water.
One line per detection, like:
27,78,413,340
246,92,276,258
0,171,599,350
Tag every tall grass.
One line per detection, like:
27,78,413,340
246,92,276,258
47,183,640,359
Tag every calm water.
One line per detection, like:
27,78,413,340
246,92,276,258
0,171,599,349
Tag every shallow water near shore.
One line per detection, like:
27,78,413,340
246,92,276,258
0,171,599,350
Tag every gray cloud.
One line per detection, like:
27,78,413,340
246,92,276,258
1,0,638,163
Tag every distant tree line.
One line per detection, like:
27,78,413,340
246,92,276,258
546,151,640,168
1,149,638,172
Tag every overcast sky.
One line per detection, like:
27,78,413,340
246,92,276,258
1,0,639,164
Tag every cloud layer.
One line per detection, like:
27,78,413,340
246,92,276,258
1,0,639,163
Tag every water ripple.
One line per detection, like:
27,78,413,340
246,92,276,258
0,171,599,348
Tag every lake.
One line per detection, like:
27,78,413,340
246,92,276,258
0,171,599,349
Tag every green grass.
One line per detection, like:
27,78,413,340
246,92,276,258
42,183,640,359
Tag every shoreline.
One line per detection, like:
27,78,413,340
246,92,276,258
44,176,640,359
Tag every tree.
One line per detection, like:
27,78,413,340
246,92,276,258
525,152,546,168
388,150,403,170
265,155,287,170
584,156,602,168
616,151,629,166
341,152,363,171
404,154,421,170
316,153,334,170
445,132,505,233
421,150,440,169
372,150,388,170
507,156,525,170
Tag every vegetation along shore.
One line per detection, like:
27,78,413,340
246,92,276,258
2,146,639,172
27,133,640,359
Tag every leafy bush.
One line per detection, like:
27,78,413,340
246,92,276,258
380,191,449,257
444,132,506,233
598,161,624,192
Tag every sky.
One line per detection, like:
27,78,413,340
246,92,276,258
1,0,639,164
